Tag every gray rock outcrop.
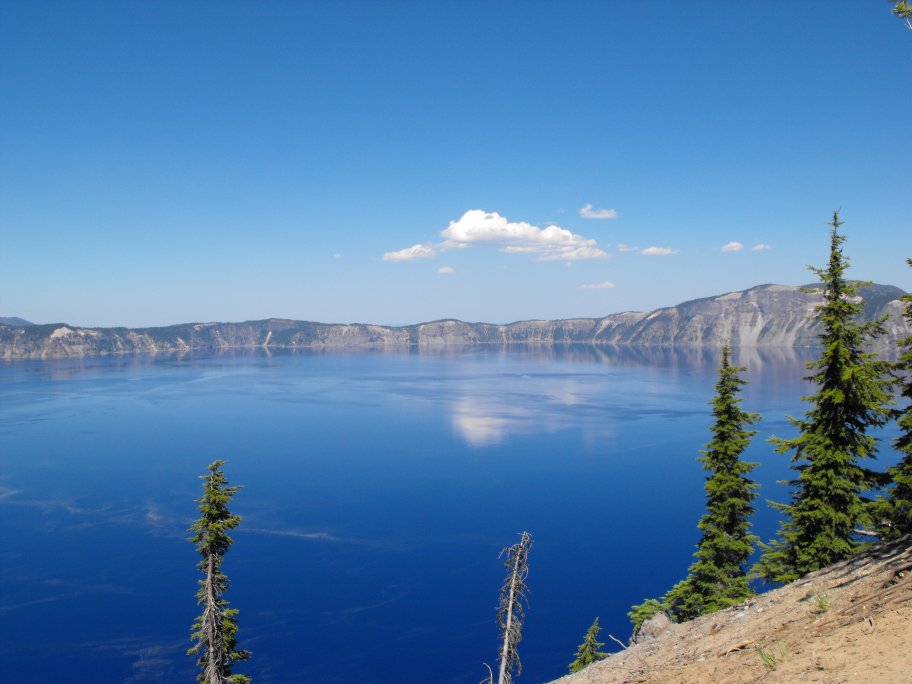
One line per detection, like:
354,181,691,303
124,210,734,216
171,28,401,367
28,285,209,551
630,612,675,645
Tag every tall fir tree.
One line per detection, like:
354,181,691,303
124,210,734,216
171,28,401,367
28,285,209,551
756,213,892,584
568,617,608,673
871,258,912,539
664,345,759,621
188,460,252,684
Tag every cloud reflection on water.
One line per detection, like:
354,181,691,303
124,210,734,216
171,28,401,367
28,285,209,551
441,345,814,448
451,399,527,447
448,374,610,447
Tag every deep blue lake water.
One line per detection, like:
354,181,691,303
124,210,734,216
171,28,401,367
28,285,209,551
0,346,901,683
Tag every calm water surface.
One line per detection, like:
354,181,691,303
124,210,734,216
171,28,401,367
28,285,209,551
0,346,900,683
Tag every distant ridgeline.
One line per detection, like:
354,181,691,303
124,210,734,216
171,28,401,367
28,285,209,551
2,283,909,360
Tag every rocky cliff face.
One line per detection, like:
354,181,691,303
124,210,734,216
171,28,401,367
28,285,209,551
1,283,907,359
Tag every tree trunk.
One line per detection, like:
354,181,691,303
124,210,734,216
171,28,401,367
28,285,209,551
205,554,221,684
497,564,519,684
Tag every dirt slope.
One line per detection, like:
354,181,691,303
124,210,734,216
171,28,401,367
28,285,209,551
550,536,911,684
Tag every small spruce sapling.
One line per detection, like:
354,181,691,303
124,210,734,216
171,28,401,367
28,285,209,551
568,617,608,673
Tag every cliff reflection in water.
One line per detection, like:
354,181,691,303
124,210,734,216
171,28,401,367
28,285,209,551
438,344,817,448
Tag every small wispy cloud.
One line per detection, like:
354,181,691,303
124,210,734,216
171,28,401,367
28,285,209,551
321,591,407,618
123,644,180,684
579,204,618,220
334,253,343,259
616,244,640,253
438,266,455,274
641,246,676,256
721,241,744,252
242,527,341,542
580,281,616,289
0,581,141,616
382,243,436,262
0,485,86,515
384,210,608,263
751,243,772,251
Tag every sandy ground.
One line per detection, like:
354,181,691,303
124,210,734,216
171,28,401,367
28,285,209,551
549,535,911,684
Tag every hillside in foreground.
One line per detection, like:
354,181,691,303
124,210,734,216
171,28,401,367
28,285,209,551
550,535,911,684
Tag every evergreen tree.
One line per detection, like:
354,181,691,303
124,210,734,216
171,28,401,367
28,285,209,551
756,213,892,584
568,617,608,673
664,345,759,621
188,460,251,684
871,259,912,539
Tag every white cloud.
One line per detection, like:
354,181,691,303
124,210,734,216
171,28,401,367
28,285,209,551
382,243,436,262
385,209,608,263
751,243,771,251
616,243,640,253
580,281,616,290
579,204,618,220
537,246,609,261
438,266,455,274
334,253,343,259
721,241,744,252
641,246,676,256
440,210,607,260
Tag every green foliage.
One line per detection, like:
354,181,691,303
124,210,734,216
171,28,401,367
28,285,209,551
568,617,608,673
627,348,760,631
890,1,912,22
627,599,663,636
664,346,759,621
814,592,831,613
756,640,787,670
188,460,251,684
756,213,892,584
870,258,912,539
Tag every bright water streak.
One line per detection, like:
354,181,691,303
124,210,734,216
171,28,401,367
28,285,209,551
0,347,899,683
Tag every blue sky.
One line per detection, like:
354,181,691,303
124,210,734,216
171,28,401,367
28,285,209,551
1,1,909,328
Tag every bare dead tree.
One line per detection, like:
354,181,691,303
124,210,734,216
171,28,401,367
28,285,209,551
494,531,533,684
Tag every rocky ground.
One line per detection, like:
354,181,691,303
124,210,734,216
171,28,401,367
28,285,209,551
549,535,911,684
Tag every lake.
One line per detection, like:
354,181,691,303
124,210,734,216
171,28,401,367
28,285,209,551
0,346,901,683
